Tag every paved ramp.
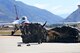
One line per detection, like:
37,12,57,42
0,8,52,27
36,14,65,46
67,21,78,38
0,36,80,53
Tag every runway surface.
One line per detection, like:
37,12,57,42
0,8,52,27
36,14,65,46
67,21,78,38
0,36,80,53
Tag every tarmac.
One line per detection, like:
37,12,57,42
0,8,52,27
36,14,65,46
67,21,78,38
0,35,80,53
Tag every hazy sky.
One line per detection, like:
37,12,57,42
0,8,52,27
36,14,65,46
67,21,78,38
16,0,80,18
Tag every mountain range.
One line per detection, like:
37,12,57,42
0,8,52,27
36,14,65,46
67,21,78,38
0,0,63,24
64,5,80,22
